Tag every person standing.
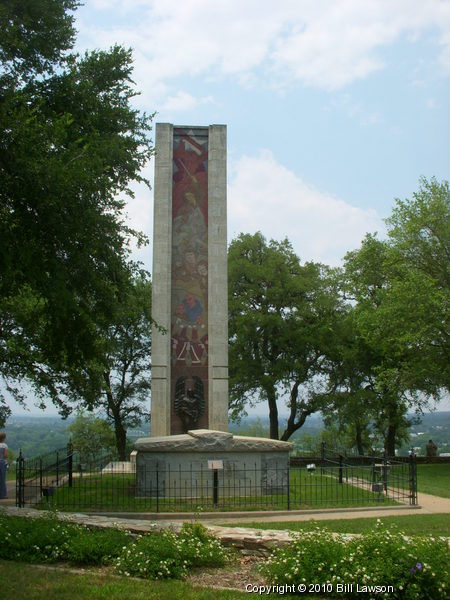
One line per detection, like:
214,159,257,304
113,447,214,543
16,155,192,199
426,439,438,458
0,432,8,499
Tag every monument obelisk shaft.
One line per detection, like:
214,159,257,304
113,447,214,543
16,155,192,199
151,124,228,436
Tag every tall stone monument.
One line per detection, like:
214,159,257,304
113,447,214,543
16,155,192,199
151,124,228,436
134,124,291,501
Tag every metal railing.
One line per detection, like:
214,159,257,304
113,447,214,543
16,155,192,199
16,443,75,508
16,444,418,512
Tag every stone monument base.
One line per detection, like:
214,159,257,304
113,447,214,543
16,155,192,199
134,429,292,499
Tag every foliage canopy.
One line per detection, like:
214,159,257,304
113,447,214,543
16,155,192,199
228,232,343,440
0,0,154,424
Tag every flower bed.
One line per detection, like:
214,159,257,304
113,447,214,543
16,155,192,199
0,514,229,578
260,521,449,599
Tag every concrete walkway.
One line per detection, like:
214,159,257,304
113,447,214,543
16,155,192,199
55,489,448,525
0,480,15,506
206,491,450,525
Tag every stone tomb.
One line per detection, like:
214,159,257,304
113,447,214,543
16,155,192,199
135,430,292,499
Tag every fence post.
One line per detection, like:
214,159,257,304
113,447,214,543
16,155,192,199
409,448,417,506
16,449,25,508
382,451,388,492
321,440,326,474
287,461,290,510
371,447,376,486
156,464,159,513
339,454,343,484
67,441,73,489
213,469,219,507
39,457,43,498
56,451,59,487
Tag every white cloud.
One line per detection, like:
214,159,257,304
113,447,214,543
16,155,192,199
228,150,384,266
76,0,450,100
161,91,213,112
124,150,384,272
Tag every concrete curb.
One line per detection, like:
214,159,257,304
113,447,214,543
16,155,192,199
69,503,420,521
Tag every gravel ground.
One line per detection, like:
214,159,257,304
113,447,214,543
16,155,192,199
186,554,267,593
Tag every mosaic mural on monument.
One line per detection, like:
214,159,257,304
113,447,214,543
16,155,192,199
171,128,209,433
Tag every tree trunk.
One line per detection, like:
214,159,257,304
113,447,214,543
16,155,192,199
103,370,127,460
280,380,316,441
267,388,279,440
355,423,364,456
281,412,309,441
385,423,397,457
114,418,127,461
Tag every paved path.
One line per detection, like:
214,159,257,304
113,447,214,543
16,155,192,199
71,489,449,525
206,491,450,525
0,480,15,506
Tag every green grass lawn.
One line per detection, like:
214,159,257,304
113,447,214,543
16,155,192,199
217,513,450,537
33,468,398,512
14,462,450,511
416,464,450,498
0,561,249,600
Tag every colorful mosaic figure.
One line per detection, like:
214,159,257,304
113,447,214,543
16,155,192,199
171,129,208,367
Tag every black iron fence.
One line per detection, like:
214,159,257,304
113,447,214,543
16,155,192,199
16,443,75,508
16,443,417,512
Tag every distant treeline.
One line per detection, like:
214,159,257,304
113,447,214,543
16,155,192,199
5,411,449,459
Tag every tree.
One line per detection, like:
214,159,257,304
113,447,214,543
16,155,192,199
341,234,415,455
0,1,154,421
320,314,376,455
230,417,270,439
0,0,78,77
64,277,152,460
67,411,115,464
228,232,343,441
387,177,449,289
340,178,449,456
101,277,151,460
384,177,449,393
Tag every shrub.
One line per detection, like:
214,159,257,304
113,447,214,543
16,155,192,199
114,523,228,579
0,515,227,580
62,526,132,565
0,514,131,565
260,521,449,599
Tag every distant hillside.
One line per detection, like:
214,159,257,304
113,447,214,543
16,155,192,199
230,411,450,456
5,416,73,457
407,411,450,455
4,410,450,458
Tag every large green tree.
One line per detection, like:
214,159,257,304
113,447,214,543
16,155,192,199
228,232,343,441
0,1,153,424
340,179,449,455
384,176,449,393
64,277,152,460
319,308,377,455
341,234,418,455
67,410,116,464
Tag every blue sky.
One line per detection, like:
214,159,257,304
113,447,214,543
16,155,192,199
73,0,450,271
8,0,450,416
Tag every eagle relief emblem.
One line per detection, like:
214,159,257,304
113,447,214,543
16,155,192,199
174,375,205,433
